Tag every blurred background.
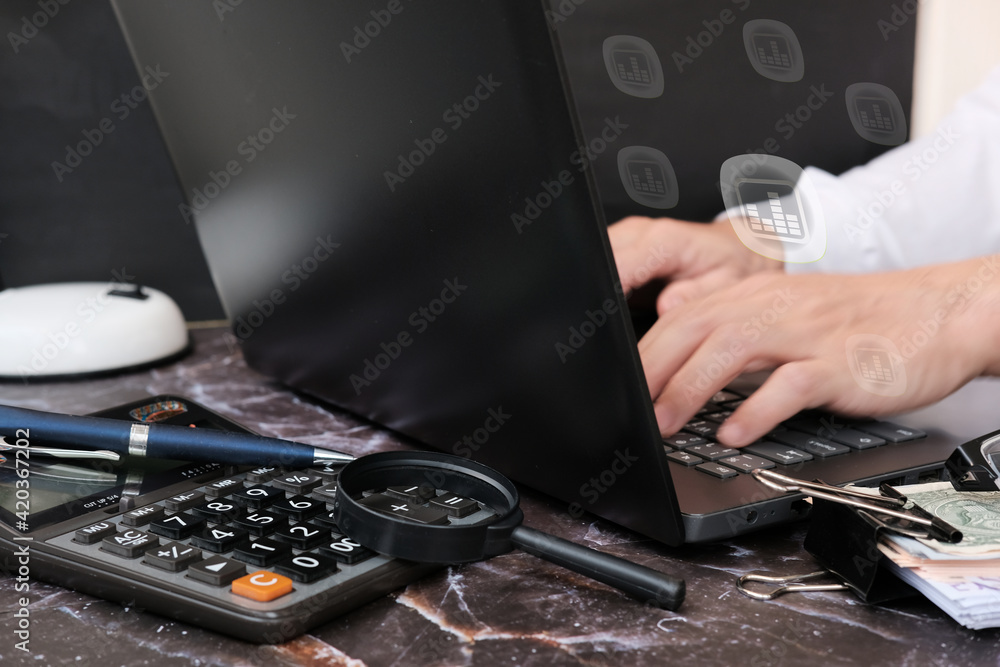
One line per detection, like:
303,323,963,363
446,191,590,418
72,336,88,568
1,0,997,323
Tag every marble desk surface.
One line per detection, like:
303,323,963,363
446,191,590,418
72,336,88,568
1,327,998,667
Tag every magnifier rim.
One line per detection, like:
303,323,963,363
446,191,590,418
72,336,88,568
333,450,523,563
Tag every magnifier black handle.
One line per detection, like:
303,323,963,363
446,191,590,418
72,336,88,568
511,526,685,611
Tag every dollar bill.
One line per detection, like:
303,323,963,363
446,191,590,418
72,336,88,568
894,482,1000,555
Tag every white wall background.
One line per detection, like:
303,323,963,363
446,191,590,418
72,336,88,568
912,0,1000,136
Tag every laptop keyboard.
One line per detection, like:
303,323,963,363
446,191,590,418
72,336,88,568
663,390,926,480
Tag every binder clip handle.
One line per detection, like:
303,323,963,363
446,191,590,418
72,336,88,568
737,571,849,601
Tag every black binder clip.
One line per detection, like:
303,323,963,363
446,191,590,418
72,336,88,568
739,469,964,604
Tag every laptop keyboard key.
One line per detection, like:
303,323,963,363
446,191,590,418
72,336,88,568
718,454,775,473
828,428,885,450
664,434,709,449
744,441,813,465
851,421,926,443
771,431,850,458
685,443,739,461
695,463,739,479
683,420,720,438
666,451,702,466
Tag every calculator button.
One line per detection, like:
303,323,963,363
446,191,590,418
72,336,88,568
274,553,340,583
244,466,281,484
384,485,436,503
358,494,450,525
272,524,330,550
232,571,294,602
308,464,342,482
311,483,340,503
233,485,285,509
233,510,288,537
270,495,325,521
717,454,776,473
187,556,246,587
310,510,340,531
74,521,117,545
191,499,244,523
102,529,159,558
666,451,702,466
319,536,376,564
233,538,294,567
695,463,739,479
164,492,205,512
121,504,165,527
149,512,206,540
190,525,251,553
428,493,479,518
701,410,734,424
203,477,244,498
270,472,325,495
744,441,814,465
143,541,202,572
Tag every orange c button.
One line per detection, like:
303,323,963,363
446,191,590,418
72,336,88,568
232,571,294,602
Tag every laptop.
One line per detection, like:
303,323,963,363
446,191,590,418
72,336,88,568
111,0,1000,544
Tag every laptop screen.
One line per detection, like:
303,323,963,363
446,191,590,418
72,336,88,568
111,1,686,544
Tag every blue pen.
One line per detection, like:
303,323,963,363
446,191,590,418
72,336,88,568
0,404,353,467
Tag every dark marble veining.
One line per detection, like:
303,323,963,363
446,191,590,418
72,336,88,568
2,327,999,666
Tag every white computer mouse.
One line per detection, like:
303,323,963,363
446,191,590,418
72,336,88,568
0,282,189,380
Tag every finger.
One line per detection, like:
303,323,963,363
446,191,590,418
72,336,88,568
654,267,742,314
714,360,837,447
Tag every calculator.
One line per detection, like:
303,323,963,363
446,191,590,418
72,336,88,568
0,396,438,643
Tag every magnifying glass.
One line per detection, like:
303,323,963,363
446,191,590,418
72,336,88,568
333,451,685,611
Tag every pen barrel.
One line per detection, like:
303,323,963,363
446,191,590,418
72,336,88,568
148,426,314,467
0,404,133,450
511,525,685,611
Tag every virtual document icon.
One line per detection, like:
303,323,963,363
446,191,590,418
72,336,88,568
742,20,804,83
618,146,678,209
845,83,907,146
603,36,664,98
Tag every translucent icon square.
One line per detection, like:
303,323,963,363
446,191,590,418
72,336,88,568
853,348,895,384
845,83,907,146
846,334,907,396
618,146,678,209
603,36,663,98
734,179,809,245
719,154,826,263
742,20,803,82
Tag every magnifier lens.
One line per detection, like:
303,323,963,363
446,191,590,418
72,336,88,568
333,451,685,610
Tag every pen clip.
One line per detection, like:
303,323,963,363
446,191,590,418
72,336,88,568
0,438,120,462
737,571,849,600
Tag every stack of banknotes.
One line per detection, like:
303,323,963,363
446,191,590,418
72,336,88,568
876,482,1000,629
